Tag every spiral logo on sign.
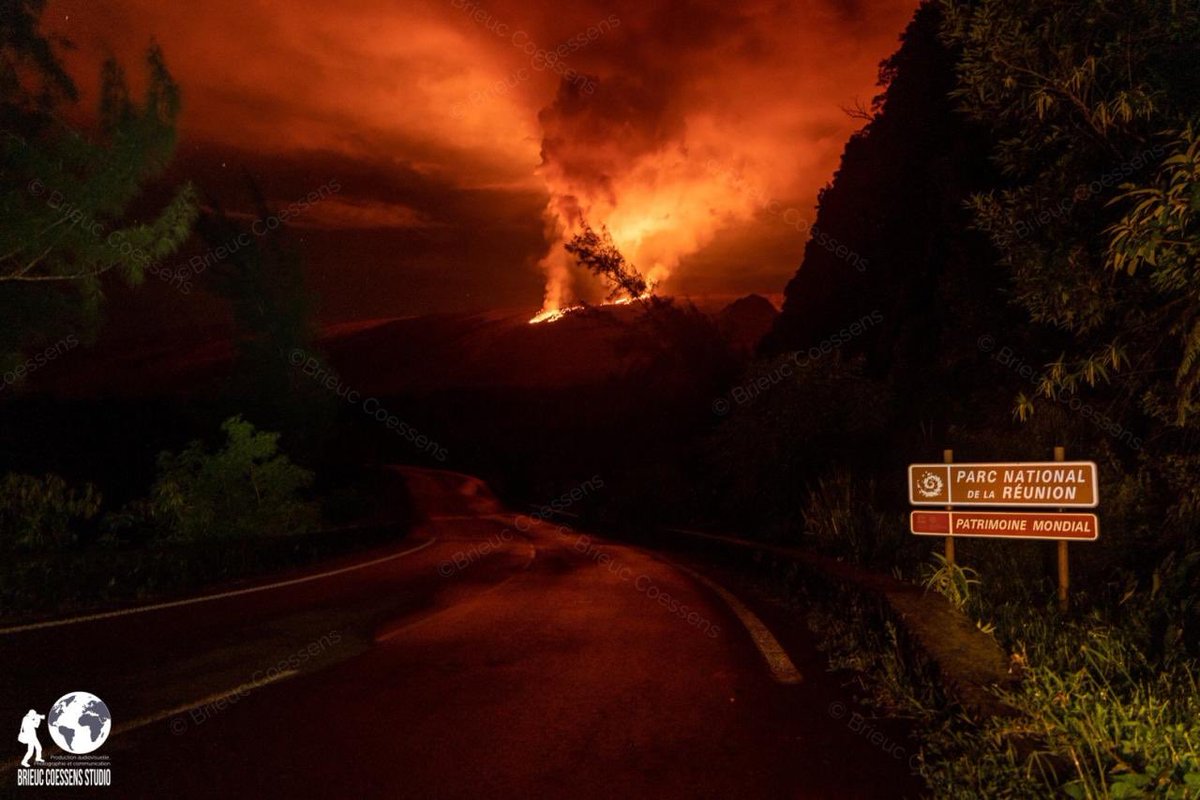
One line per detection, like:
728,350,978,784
916,471,945,499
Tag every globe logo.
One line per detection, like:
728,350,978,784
46,692,112,755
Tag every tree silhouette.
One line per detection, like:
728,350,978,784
0,0,196,381
193,177,335,461
564,221,649,302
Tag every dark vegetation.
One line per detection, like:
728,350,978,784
0,1,412,615
3,0,1200,792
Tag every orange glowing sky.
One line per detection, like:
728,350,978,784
46,0,919,322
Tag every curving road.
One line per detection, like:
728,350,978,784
0,468,923,799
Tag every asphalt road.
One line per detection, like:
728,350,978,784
0,468,924,799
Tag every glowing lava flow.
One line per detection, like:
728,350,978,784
528,293,650,324
528,306,576,324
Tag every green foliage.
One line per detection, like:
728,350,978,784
942,0,1200,429
919,552,981,612
0,472,101,550
921,607,1200,799
118,416,318,541
865,545,1200,798
1016,641,1200,799
1107,126,1200,423
791,506,1200,799
0,1,197,380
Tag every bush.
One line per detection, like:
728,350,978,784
838,548,1200,799
802,471,908,567
921,607,1200,799
0,473,102,551
111,416,317,541
789,469,1200,798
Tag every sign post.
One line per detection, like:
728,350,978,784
943,449,954,566
907,451,1099,614
1055,446,1069,612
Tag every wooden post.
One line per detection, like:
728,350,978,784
943,448,955,566
1055,445,1069,612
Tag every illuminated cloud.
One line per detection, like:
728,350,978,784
46,0,919,320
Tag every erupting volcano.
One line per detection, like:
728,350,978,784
528,216,656,323
528,74,759,322
521,0,917,324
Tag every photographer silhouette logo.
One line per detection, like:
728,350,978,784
14,693,113,789
17,710,45,767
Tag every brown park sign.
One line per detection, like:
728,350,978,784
910,510,1099,541
908,461,1098,508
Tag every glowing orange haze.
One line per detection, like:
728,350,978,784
46,0,919,319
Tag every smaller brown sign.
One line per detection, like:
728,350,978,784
910,510,1099,541
908,461,1098,508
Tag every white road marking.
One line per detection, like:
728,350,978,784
0,537,438,636
675,564,803,685
0,670,300,774
117,669,299,736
